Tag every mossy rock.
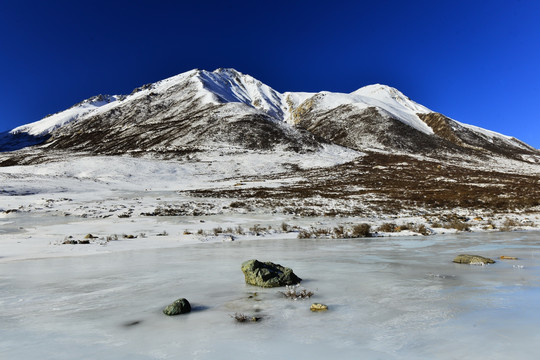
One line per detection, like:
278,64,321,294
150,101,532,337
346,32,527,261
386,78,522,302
453,254,495,265
163,298,191,316
241,259,301,288
310,303,328,312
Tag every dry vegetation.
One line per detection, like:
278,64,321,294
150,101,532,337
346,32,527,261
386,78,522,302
231,313,261,323
184,152,540,217
377,222,431,235
280,285,314,300
298,223,371,239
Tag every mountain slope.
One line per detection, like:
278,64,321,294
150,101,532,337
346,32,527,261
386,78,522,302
285,84,433,134
27,69,323,156
199,68,285,120
10,95,122,137
1,68,538,164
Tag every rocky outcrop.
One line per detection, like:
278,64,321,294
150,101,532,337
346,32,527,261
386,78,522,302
418,112,538,160
453,254,495,265
417,112,466,147
241,259,302,287
163,298,191,316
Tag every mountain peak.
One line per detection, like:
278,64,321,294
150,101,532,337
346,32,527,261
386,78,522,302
354,83,402,94
352,84,431,115
197,68,284,120
212,67,243,76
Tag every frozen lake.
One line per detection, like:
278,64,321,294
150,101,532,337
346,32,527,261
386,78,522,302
1,231,540,359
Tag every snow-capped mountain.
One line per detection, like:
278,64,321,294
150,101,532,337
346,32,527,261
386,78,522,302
2,68,540,220
1,68,538,162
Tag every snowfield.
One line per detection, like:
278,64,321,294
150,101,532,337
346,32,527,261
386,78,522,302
1,148,539,263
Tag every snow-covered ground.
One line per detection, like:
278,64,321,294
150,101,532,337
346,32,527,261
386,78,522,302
1,146,540,359
0,147,350,261
0,145,359,191
1,149,539,264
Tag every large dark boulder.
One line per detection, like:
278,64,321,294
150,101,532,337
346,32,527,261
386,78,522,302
241,259,302,287
453,254,495,265
163,298,191,316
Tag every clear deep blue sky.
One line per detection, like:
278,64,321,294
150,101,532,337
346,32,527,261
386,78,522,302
1,0,539,148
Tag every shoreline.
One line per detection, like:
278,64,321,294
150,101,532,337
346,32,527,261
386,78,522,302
2,211,539,264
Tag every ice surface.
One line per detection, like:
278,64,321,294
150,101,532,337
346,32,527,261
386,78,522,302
1,231,539,359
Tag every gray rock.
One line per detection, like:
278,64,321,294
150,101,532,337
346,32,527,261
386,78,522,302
453,254,495,265
163,298,191,316
241,259,301,288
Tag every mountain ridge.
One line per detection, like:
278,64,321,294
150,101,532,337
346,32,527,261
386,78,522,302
2,68,538,162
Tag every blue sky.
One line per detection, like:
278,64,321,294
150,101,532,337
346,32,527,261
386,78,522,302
1,0,539,148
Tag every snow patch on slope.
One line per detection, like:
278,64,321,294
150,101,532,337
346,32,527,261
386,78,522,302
353,84,431,115
353,84,433,133
458,121,516,142
0,144,361,194
197,68,285,120
283,92,316,109
10,95,122,137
